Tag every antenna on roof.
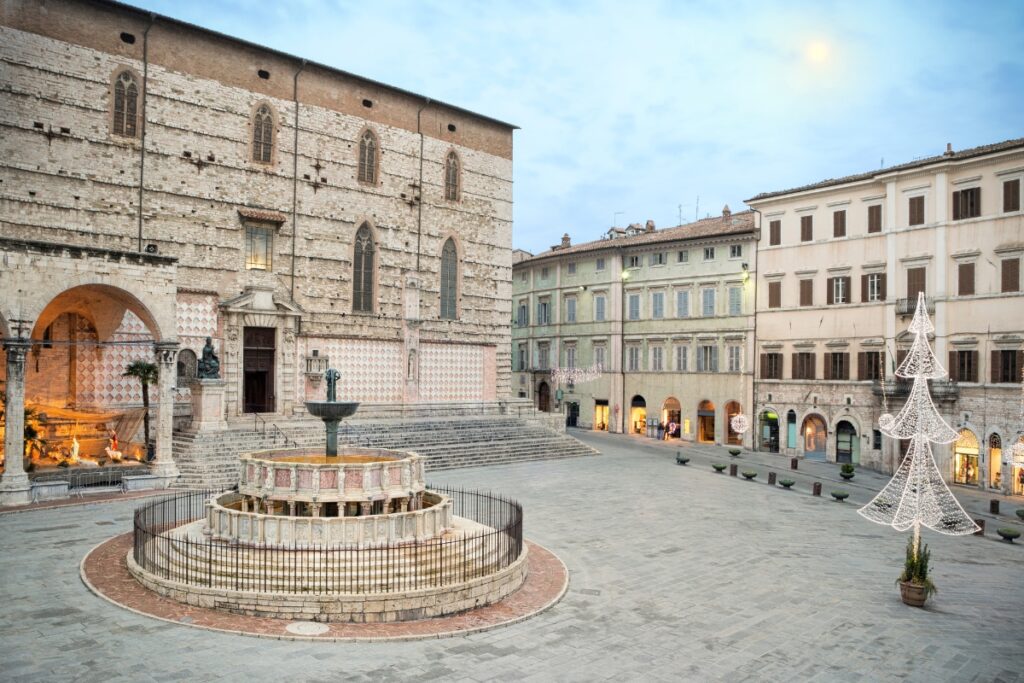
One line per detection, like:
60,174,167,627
613,211,623,227
695,195,699,222
678,204,682,226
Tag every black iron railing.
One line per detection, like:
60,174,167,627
132,486,524,594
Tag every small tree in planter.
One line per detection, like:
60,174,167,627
779,479,795,489
840,464,855,480
858,294,978,608
712,463,727,473
997,528,1021,543
124,360,159,457
741,471,757,480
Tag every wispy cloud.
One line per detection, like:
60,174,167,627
138,0,1024,252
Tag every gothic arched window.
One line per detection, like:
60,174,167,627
440,238,458,319
444,151,460,201
112,70,139,137
353,223,375,312
252,105,274,163
358,129,378,184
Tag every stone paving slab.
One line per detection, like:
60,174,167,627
1,436,1023,681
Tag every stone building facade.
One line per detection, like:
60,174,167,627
0,0,514,504
511,209,757,447
747,139,1024,497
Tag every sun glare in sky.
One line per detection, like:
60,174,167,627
805,39,831,65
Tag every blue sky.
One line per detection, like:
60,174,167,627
136,0,1024,254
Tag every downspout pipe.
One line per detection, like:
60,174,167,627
290,59,307,305
415,99,430,273
137,13,155,252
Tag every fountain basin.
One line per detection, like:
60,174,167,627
304,401,360,421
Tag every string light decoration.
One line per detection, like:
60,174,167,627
858,293,980,547
730,414,750,435
549,364,603,387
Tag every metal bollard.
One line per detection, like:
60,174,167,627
974,519,985,536
990,500,1000,515
729,463,738,477
812,482,822,496
790,457,799,470
768,472,777,486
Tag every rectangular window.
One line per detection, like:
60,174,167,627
952,187,981,220
594,345,606,370
628,294,640,320
1002,258,1020,293
537,299,550,325
949,350,978,383
676,290,690,318
863,273,885,302
594,294,606,322
628,255,641,268
651,346,664,371
538,344,550,370
1004,178,1021,212
792,352,816,380
520,271,528,282
701,288,716,317
627,346,640,372
567,262,577,275
677,250,689,263
908,195,925,226
769,220,781,246
958,262,975,296
799,279,813,307
827,276,850,305
697,345,719,373
517,344,527,371
650,252,666,266
517,301,528,327
565,344,576,369
907,267,926,300
596,257,606,271
541,267,549,279
728,346,742,373
760,352,782,379
703,247,715,261
675,345,688,372
800,215,813,242
565,297,577,323
992,349,1023,384
651,292,665,319
833,210,846,238
768,281,781,309
824,352,849,380
728,286,742,315
244,224,273,271
730,244,742,258
867,205,882,233
873,429,882,450
858,351,884,381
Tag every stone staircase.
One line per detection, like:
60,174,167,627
172,414,597,490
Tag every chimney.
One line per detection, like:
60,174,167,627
722,204,731,218
645,219,656,233
944,142,954,157
560,233,571,248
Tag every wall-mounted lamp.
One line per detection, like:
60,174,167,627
621,270,630,281
741,262,750,283
579,285,587,291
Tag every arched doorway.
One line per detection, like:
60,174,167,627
725,401,741,445
1013,436,1024,496
836,420,859,464
759,410,779,453
953,429,979,485
697,400,715,443
802,414,827,460
537,382,551,413
988,434,1002,489
662,397,681,439
630,395,647,435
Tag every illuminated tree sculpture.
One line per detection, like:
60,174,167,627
858,293,979,558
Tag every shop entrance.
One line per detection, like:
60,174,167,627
593,400,609,431
537,382,551,412
630,396,646,435
697,400,715,443
802,414,827,460
988,434,1002,489
243,327,276,413
954,429,979,486
836,421,858,464
760,410,779,453
662,397,681,439
725,401,742,445
566,402,579,427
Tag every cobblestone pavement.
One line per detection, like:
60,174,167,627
2,434,1023,682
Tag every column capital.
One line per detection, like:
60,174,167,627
3,338,32,358
154,341,180,365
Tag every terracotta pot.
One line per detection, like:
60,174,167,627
899,581,928,607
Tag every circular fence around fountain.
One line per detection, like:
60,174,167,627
128,486,527,623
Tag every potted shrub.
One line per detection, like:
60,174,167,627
779,479,795,489
839,464,855,480
831,490,850,502
712,463,727,473
997,528,1021,543
728,448,742,457
741,471,757,480
675,452,690,466
897,537,936,607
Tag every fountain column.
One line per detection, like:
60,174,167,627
152,342,180,486
0,339,31,506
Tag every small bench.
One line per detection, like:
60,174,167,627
122,474,161,492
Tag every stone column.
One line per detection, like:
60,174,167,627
0,340,32,506
151,342,180,486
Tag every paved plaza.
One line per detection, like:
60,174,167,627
2,433,1023,682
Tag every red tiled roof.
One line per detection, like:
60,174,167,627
518,211,756,265
746,137,1024,202
238,207,288,223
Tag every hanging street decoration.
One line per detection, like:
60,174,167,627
549,364,603,387
730,414,750,435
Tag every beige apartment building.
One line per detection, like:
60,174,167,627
512,209,757,446
747,138,1024,497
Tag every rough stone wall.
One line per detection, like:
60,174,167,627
0,2,514,411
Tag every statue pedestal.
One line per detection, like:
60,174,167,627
189,379,228,432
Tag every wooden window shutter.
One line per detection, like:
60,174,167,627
860,274,868,302
823,353,831,380
991,350,1000,383
868,205,882,233
952,190,962,220
791,353,799,379
879,273,887,301
833,210,846,237
958,262,975,296
800,280,812,306
857,352,866,380
948,351,958,382
801,215,813,241
808,353,816,380
1002,258,1020,293
968,350,978,382
1018,351,1024,382
907,267,925,299
768,281,781,308
843,277,852,302
769,220,781,246
909,196,924,225
1005,179,1021,212
826,278,834,305
760,353,767,378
